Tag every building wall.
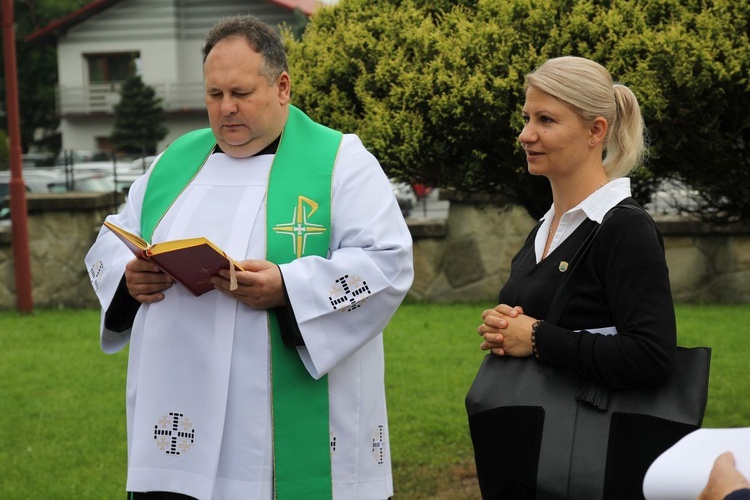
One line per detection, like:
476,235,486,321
57,0,179,86
161,114,210,147
59,114,208,152
59,116,113,152
55,0,306,152
58,0,305,88
61,0,179,44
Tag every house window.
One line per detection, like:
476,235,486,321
86,52,140,84
96,136,113,152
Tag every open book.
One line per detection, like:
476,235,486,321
103,220,243,297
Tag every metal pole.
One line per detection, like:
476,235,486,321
2,0,34,312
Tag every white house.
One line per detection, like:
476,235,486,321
27,0,320,155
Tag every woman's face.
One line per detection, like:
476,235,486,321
518,86,593,179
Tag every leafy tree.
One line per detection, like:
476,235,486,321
286,0,750,222
110,75,167,156
0,0,90,154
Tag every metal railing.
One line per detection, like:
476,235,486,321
57,81,205,115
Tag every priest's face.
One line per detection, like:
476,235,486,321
204,36,290,158
518,86,596,180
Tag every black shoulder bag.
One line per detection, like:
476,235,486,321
465,205,711,500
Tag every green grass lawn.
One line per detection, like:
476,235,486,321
1,304,749,499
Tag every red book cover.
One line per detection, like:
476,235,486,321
103,221,243,296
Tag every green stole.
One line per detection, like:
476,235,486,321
141,105,342,499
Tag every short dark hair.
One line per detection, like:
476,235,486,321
203,15,288,83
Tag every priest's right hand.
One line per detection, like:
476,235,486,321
125,258,173,303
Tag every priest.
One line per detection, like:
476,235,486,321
84,15,413,500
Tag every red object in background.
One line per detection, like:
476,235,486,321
412,183,433,200
3,0,33,312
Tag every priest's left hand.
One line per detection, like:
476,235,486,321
213,259,286,309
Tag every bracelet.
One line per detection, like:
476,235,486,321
531,320,544,361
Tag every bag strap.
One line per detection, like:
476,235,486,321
546,201,654,323
546,219,603,324
544,201,657,410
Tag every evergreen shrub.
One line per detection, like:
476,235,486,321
286,0,750,221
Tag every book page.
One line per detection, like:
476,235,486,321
149,237,221,255
103,221,148,256
643,428,750,499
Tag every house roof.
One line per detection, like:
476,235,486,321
271,0,318,15
25,0,318,43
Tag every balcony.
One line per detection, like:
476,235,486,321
57,81,205,116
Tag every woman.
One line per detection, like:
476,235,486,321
473,56,677,498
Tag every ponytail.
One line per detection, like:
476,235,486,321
604,84,646,178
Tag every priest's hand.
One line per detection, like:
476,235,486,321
125,257,173,303
478,304,534,357
214,259,286,309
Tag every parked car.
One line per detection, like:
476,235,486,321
54,150,112,165
390,178,417,217
21,152,56,167
1,170,69,227
644,179,700,216
0,169,68,198
102,171,142,194
58,161,143,175
129,156,157,172
47,172,117,193
1,170,120,227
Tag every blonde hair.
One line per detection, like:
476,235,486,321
525,56,646,178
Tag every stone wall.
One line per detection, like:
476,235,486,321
660,220,750,303
409,198,750,304
409,203,537,303
0,192,121,310
1,192,749,310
